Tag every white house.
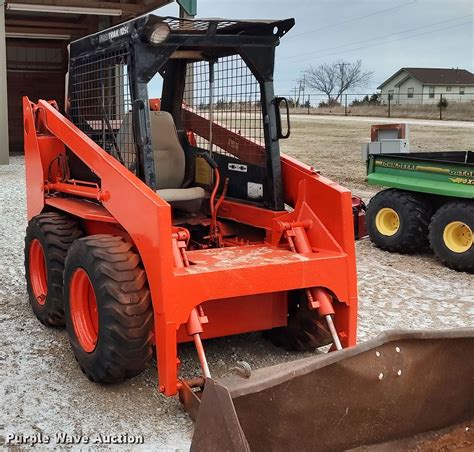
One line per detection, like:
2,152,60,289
378,68,474,105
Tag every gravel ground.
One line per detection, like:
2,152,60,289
1,117,473,450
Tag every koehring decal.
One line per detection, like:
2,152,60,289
98,25,129,44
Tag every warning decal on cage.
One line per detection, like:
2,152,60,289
247,182,263,199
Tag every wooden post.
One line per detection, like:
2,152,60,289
0,1,9,165
387,95,391,118
178,0,197,17
307,95,310,115
344,94,348,116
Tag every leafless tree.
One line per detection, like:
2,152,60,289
304,60,373,104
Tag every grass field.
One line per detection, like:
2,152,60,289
280,116,474,194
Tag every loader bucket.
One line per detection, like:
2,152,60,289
189,329,473,451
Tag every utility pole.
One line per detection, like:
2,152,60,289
178,0,197,18
336,62,349,103
301,76,306,105
294,77,305,109
178,0,196,19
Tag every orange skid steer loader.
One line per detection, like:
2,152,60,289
23,15,473,450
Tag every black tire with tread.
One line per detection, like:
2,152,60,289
63,235,153,383
429,201,474,273
25,212,83,326
367,189,431,253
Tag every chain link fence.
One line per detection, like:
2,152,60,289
280,92,474,121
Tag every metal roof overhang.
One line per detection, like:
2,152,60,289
4,1,174,40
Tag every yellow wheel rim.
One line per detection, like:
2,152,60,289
443,221,473,253
375,208,400,236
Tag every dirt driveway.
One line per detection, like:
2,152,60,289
1,117,473,450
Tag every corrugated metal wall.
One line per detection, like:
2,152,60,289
6,40,67,152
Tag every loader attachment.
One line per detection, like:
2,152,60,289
187,329,473,451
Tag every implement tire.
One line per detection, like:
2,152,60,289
367,189,431,253
64,235,153,383
25,212,82,326
429,201,474,273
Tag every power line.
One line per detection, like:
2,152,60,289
283,14,473,61
286,0,416,39
282,17,473,63
310,20,473,61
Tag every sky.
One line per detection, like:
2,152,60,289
153,0,474,96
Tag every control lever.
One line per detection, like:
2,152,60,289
199,151,218,170
199,152,228,247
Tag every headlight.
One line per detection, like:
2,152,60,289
146,23,170,45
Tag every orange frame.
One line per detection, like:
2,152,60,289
23,97,358,396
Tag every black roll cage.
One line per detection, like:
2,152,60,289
67,15,295,210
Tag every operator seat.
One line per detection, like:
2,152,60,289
150,111,205,212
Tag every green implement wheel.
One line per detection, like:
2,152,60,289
429,201,474,273
366,189,432,253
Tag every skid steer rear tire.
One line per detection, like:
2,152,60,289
429,201,474,273
63,235,153,383
264,291,332,351
25,212,83,326
366,189,431,253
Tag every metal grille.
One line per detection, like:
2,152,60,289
68,48,136,172
183,55,266,167
163,17,238,32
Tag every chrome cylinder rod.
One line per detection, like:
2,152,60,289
193,333,211,379
326,315,343,350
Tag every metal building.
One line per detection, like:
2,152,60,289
0,0,197,164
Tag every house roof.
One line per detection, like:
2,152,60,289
378,68,474,89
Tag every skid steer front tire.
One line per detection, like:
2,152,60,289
429,201,474,273
366,189,431,253
25,212,83,326
63,235,153,383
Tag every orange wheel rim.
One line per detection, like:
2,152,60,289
70,269,99,353
29,239,48,306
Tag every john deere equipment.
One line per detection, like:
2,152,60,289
23,16,473,450
364,124,473,272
